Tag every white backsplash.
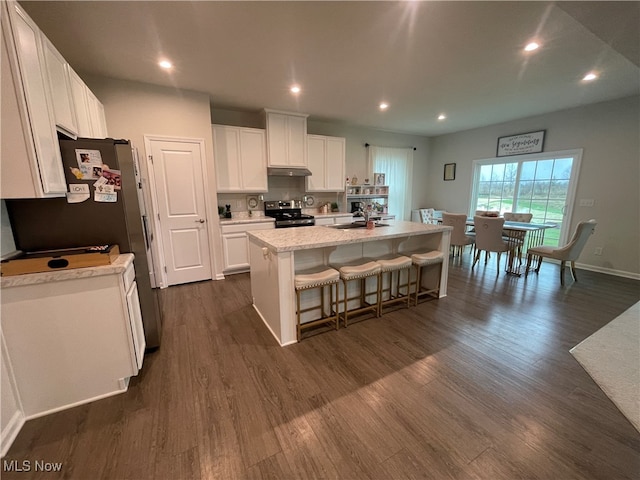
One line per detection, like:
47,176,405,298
217,177,345,214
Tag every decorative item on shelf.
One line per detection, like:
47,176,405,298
331,202,339,212
351,175,358,185
364,178,370,185
218,206,225,218
246,195,259,209
374,173,385,186
224,204,232,218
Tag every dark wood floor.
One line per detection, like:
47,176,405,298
4,256,640,479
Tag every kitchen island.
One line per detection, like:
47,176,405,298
248,220,452,345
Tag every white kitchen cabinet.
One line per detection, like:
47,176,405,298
264,109,308,167
1,0,66,198
69,68,92,137
87,89,108,138
220,221,274,273
0,255,144,419
306,134,346,192
213,124,267,192
1,331,24,457
314,214,353,226
41,34,77,137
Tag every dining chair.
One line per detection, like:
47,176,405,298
525,219,597,285
472,216,515,271
504,212,533,222
442,212,475,257
419,208,436,224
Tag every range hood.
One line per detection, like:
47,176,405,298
267,167,312,177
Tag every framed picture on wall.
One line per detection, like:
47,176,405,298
374,173,385,185
444,163,456,181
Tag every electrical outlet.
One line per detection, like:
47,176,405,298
594,247,603,255
236,200,243,209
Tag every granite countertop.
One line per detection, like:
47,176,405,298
219,216,275,226
310,212,353,219
247,221,452,253
1,254,135,288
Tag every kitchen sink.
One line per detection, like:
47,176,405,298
329,222,390,229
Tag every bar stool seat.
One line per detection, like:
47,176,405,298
408,250,445,305
294,266,340,341
376,254,412,311
332,259,381,327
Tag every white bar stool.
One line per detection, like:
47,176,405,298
332,259,381,327
409,250,445,306
376,254,412,312
294,266,340,341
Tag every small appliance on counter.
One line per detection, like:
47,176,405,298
264,200,315,228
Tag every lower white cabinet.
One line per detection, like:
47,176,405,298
314,214,353,226
0,255,144,419
221,221,274,273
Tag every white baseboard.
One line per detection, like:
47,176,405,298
24,385,128,421
575,262,640,281
1,410,25,458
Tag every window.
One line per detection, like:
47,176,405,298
471,149,582,247
368,146,413,220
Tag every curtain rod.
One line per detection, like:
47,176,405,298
364,143,416,151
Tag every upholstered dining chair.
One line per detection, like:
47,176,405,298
442,212,474,257
504,212,533,222
525,219,597,285
419,208,436,224
472,216,516,271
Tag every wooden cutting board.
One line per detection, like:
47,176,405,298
0,244,120,276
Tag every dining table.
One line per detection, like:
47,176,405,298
494,220,557,275
438,216,557,275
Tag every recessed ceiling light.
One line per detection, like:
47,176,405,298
379,102,389,111
524,42,540,52
582,72,598,82
290,85,301,94
158,60,173,69
438,114,447,121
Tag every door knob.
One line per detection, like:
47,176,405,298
195,219,205,223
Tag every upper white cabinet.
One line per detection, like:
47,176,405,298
306,134,346,192
87,89,108,138
1,0,108,199
1,0,66,198
41,35,77,137
264,109,308,167
69,68,93,137
213,125,267,192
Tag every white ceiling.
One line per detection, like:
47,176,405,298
20,1,640,136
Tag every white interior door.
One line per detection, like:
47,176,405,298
146,137,212,286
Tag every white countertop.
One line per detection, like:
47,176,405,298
219,216,275,226
1,253,134,288
247,221,451,253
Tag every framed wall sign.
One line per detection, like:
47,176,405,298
497,130,545,157
444,163,456,181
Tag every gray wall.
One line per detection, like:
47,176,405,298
85,75,226,279
212,108,432,215
427,96,640,277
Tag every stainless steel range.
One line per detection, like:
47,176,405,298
264,200,315,228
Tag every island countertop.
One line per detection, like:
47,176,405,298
247,221,452,253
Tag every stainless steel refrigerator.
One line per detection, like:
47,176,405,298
6,138,162,349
